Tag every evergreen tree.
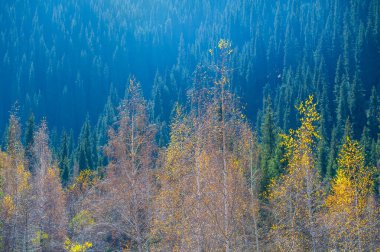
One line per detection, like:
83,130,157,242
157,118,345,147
77,117,94,172
260,96,278,191
326,127,338,179
59,130,71,186
95,95,116,168
342,118,354,143
361,127,373,166
317,134,328,178
348,72,366,138
367,87,379,140
335,75,349,138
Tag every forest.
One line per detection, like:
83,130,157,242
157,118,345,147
1,0,380,251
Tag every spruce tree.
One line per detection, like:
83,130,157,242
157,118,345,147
77,117,94,171
59,130,71,186
260,96,277,192
367,87,379,140
326,127,338,179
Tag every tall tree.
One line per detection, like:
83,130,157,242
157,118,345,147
77,117,94,172
153,40,259,251
268,96,323,251
260,96,279,192
324,137,379,251
89,78,157,251
24,113,35,171
0,114,31,251
6,112,23,163
367,87,379,140
59,130,71,186
30,120,67,251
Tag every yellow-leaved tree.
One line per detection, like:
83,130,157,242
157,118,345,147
151,105,196,251
152,40,260,251
268,96,323,251
0,113,32,251
324,137,379,250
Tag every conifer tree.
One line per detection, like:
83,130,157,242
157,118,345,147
77,117,94,172
59,130,71,186
367,87,379,139
260,96,278,191
326,127,338,179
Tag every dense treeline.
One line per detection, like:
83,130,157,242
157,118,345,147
1,0,380,251
0,40,379,251
1,0,379,141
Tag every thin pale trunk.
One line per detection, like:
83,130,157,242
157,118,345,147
355,192,362,251
195,140,202,252
131,114,136,174
253,214,260,252
305,166,316,252
24,207,29,252
221,82,230,252
250,140,260,252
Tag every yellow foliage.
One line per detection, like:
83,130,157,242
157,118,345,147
16,164,31,192
68,169,97,192
324,137,377,250
325,169,354,209
31,231,49,245
337,137,374,195
69,210,95,233
268,95,322,251
64,237,92,252
2,194,15,218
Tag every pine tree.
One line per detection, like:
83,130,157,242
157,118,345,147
260,96,278,191
77,117,94,172
348,72,366,138
361,127,373,166
326,127,338,179
95,95,116,168
367,87,379,140
59,130,71,186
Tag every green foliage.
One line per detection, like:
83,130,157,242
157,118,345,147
69,210,95,235
260,97,281,192
60,130,71,186
77,117,95,172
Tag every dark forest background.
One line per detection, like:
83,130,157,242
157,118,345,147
1,0,380,190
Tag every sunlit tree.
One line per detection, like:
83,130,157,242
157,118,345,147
268,96,323,251
324,137,379,251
